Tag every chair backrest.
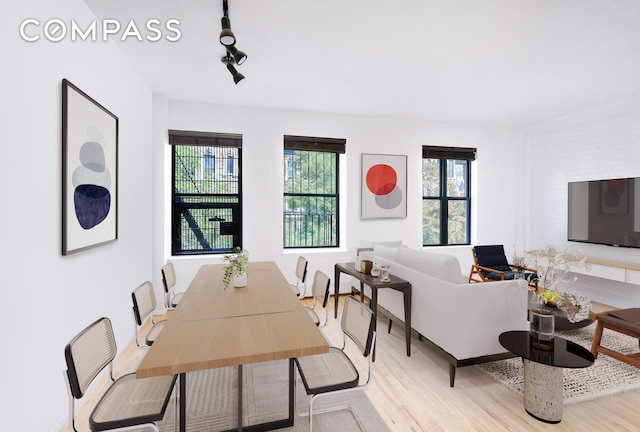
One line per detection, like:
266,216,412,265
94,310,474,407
473,245,511,272
132,281,157,326
65,317,117,399
295,256,308,283
341,296,375,357
161,262,176,293
311,270,330,307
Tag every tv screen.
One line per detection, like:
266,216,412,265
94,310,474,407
568,177,640,248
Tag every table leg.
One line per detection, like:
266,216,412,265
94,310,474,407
179,372,186,432
371,286,378,362
523,359,563,423
238,365,243,431
404,288,411,357
287,358,295,425
334,266,340,319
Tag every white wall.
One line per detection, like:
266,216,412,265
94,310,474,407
522,94,640,307
159,100,520,293
4,1,154,430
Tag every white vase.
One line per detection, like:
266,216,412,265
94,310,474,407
233,272,247,288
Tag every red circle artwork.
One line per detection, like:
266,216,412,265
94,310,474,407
366,164,397,195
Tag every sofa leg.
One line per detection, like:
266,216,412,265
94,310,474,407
449,364,456,387
388,319,393,334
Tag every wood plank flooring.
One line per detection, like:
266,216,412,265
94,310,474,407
60,296,640,432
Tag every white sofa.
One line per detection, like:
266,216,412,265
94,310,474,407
368,243,529,387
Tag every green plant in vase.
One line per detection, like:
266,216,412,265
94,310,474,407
222,247,249,289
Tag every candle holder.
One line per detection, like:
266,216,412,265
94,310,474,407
380,264,391,282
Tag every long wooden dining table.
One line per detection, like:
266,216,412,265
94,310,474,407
136,261,330,432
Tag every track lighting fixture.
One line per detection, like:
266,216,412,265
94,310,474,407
227,45,247,65
219,0,247,83
219,16,235,46
221,55,245,84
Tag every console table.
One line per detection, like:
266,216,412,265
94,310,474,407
499,330,594,423
334,262,412,360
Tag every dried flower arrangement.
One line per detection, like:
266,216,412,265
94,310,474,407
517,246,591,323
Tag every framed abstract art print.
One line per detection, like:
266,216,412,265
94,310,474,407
361,153,407,219
62,79,118,255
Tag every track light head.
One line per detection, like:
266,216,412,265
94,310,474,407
227,45,247,65
221,55,245,84
219,17,236,46
227,63,245,84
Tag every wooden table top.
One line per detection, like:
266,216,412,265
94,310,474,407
136,261,329,378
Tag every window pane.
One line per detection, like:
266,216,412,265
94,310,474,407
448,200,468,244
446,160,468,198
172,144,241,255
284,150,336,194
283,148,338,248
283,196,337,247
422,158,440,197
422,199,440,245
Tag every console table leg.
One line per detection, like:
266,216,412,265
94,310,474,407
523,359,563,423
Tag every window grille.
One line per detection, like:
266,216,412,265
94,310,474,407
422,146,475,246
283,135,345,248
169,130,242,255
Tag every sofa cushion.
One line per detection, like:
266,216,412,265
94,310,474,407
373,243,401,262
396,247,463,284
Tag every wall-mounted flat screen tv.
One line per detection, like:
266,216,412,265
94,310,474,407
568,177,640,248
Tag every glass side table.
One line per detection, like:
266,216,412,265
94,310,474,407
499,330,594,423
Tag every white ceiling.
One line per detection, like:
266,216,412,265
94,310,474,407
83,0,640,126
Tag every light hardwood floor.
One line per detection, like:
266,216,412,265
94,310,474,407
61,296,640,432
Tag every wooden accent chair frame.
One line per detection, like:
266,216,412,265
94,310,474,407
468,245,537,283
591,307,640,369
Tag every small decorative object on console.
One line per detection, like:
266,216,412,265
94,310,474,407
380,264,391,282
360,259,373,274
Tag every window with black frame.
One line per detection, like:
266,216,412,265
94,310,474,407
422,146,475,246
283,135,345,248
169,130,242,255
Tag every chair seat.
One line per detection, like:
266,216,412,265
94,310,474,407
484,270,536,281
90,372,176,431
306,308,320,326
171,291,184,307
296,347,359,395
291,283,300,297
145,319,168,346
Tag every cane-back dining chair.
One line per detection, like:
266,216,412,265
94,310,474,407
161,262,183,309
305,270,331,327
64,317,177,432
295,296,376,431
132,281,167,348
290,256,308,298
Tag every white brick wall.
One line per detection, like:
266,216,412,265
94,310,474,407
521,95,640,307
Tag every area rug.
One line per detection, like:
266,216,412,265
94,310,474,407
157,360,389,431
475,324,640,405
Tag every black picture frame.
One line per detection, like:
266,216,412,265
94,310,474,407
62,79,118,255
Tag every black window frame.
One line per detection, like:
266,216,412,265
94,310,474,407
169,129,242,255
422,146,475,247
283,135,345,249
